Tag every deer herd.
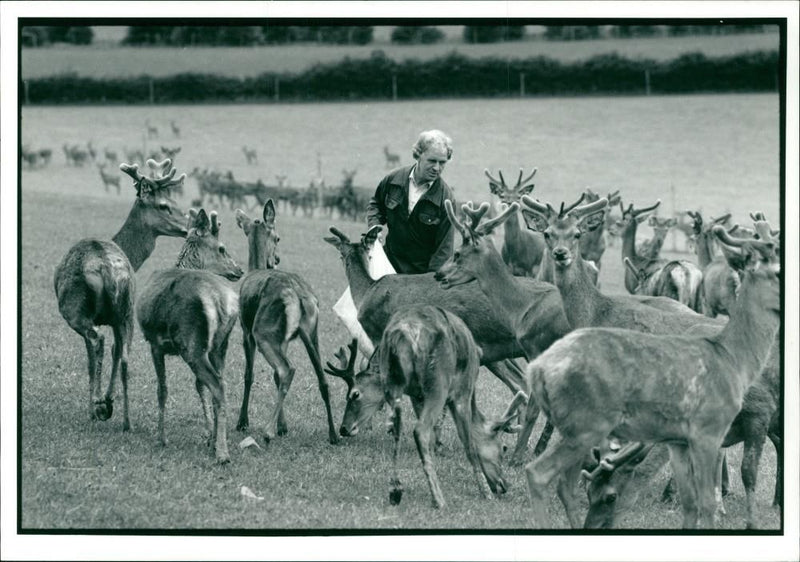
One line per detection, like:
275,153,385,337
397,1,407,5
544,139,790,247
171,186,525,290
53,158,782,530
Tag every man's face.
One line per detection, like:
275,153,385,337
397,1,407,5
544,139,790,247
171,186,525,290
415,145,448,184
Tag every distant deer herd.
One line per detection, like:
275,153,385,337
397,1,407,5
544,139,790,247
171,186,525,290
49,151,781,530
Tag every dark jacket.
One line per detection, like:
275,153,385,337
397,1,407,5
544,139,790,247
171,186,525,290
365,165,455,274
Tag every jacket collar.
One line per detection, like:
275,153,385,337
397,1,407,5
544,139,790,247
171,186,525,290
387,165,445,208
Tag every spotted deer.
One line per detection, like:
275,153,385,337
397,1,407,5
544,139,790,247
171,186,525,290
325,322,527,509
523,225,779,528
137,208,243,463
234,200,338,445
54,160,187,430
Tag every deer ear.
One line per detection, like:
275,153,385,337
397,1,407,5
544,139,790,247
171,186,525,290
647,215,658,226
487,181,502,196
581,209,606,232
235,209,252,235
263,199,276,227
323,236,341,250
521,210,548,232
720,245,749,273
192,209,210,233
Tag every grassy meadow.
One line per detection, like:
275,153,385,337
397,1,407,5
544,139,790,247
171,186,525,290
18,94,782,531
20,31,781,79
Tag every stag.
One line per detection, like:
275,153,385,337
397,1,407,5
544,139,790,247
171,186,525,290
618,201,703,311
54,160,187,429
325,317,527,509
234,200,338,444
485,168,545,277
322,226,563,452
637,216,677,260
434,200,573,465
137,208,244,463
523,225,779,528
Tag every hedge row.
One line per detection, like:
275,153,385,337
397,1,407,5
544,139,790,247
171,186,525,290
22,50,779,105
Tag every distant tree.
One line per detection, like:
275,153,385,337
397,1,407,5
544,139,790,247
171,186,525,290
350,26,374,45
21,26,50,47
463,26,504,43
218,26,263,46
65,26,94,45
122,26,175,45
543,25,601,41
391,26,444,45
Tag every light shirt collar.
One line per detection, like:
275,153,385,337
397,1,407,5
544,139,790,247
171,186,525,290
408,165,431,213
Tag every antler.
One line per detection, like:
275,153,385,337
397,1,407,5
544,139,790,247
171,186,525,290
622,200,661,219
461,201,492,231
444,199,469,239
566,196,607,221
209,211,220,237
328,226,351,243
580,441,652,482
324,339,358,389
712,225,776,260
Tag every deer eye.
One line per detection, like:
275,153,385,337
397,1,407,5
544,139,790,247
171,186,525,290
158,203,171,213
350,389,361,401
218,245,226,254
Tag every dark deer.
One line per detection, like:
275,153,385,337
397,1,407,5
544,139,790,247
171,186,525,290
434,200,572,465
54,160,188,429
136,208,244,463
383,145,400,169
523,225,780,528
325,323,527,509
485,168,545,277
234,200,338,444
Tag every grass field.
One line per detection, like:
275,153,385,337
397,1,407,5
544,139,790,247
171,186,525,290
20,31,780,79
18,94,783,531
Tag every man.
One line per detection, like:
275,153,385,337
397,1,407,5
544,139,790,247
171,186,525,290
366,130,455,274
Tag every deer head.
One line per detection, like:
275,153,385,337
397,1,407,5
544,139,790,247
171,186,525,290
616,200,661,231
583,189,620,231
176,208,244,281
323,225,381,270
120,160,188,238
323,339,384,437
485,168,537,204
520,194,608,269
434,200,518,289
236,199,280,271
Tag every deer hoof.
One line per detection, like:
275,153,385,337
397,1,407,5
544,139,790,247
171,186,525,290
329,434,340,445
216,454,231,465
277,426,288,437
94,398,113,421
389,488,403,506
236,420,249,432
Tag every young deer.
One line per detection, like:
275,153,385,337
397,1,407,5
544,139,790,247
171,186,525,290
523,225,780,528
54,160,187,429
136,209,244,463
434,200,573,465
485,168,545,277
579,188,621,272
326,317,527,509
234,200,338,444
618,201,703,311
687,211,740,317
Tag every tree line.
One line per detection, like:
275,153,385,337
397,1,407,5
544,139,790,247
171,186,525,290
21,24,775,48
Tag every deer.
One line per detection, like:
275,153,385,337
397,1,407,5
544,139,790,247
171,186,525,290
160,146,181,161
325,320,527,509
97,163,121,195
242,146,258,165
54,159,188,430
233,200,339,445
322,226,566,452
523,224,780,529
637,216,677,260
617,200,704,312
383,145,400,169
145,120,159,139
579,188,621,272
136,208,244,463
484,168,545,277
170,120,181,138
687,211,743,318
434,200,574,465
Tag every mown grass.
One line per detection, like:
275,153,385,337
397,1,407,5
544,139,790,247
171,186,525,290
20,32,780,79
19,180,781,531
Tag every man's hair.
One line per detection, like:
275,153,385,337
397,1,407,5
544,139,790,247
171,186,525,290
412,130,453,161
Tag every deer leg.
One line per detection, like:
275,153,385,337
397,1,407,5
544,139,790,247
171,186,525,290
525,431,595,529
195,378,213,445
556,461,583,529
413,397,448,509
721,452,730,496
99,334,123,423
509,390,540,467
767,430,781,508
299,325,340,444
150,345,168,447
389,399,404,505
533,421,555,457
741,431,767,529
690,442,720,529
84,329,106,421
667,443,699,528
488,359,532,465
187,354,230,464
257,339,294,443
118,329,131,431
236,332,257,432
448,398,493,501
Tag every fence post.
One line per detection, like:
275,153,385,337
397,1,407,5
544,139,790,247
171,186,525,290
149,78,155,104
392,73,397,101
274,77,280,102
644,69,651,95
24,80,30,105
519,72,525,97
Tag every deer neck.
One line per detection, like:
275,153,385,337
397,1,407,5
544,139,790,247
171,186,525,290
715,273,780,391
344,249,375,308
111,203,158,271
472,247,532,327
551,255,599,328
620,220,641,263
247,237,269,271
502,208,525,247
694,232,715,268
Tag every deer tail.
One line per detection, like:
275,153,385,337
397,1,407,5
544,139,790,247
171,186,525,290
280,288,301,343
